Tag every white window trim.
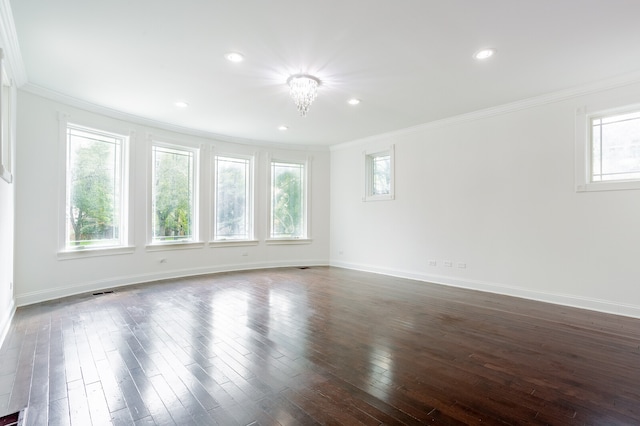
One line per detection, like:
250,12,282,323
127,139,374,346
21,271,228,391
145,242,205,252
57,114,134,258
265,238,312,245
0,49,14,184
58,246,136,260
210,240,259,248
266,153,312,243
211,150,256,243
147,135,203,247
575,104,640,192
363,144,395,201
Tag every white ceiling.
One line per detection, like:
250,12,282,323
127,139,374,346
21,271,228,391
9,0,640,146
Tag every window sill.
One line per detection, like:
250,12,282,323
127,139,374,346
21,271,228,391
58,246,135,260
265,238,312,245
0,166,12,184
363,194,394,202
146,242,205,252
210,240,259,248
577,180,640,192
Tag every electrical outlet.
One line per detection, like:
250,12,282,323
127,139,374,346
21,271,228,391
444,261,453,267
428,260,437,266
457,263,467,269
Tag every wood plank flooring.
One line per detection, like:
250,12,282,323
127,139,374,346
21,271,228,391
0,266,639,425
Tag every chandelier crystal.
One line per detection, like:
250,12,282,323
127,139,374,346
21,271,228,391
287,74,321,117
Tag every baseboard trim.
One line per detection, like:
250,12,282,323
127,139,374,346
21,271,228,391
16,259,329,307
0,296,16,348
330,260,640,319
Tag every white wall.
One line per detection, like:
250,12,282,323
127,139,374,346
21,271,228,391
330,82,640,318
14,90,330,305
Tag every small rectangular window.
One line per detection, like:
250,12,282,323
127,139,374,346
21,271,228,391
270,160,306,239
214,155,252,241
591,111,640,183
364,145,394,201
65,124,127,249
371,153,391,195
151,144,197,243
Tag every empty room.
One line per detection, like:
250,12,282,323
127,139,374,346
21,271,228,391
1,1,640,424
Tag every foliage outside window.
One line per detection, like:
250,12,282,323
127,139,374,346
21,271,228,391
214,155,252,240
270,161,306,239
151,144,197,243
65,124,126,249
364,145,394,201
591,111,640,183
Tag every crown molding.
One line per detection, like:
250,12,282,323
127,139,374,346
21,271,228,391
331,70,640,152
21,83,329,152
0,0,27,86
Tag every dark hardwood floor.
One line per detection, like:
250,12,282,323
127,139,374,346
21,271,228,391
0,266,639,425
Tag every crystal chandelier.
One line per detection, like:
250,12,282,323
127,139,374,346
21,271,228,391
287,74,321,117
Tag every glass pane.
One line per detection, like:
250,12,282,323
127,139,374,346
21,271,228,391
372,154,391,195
271,162,304,238
592,122,602,181
215,156,249,240
601,111,640,125
595,113,640,182
152,145,194,242
66,126,122,248
1,71,10,173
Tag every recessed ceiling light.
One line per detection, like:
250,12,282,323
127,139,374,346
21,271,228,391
175,101,189,108
474,48,495,60
225,52,244,62
347,98,361,105
278,125,288,131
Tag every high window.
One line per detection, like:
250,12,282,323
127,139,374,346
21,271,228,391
269,160,307,239
364,145,394,201
576,104,640,192
64,124,128,249
591,111,640,183
213,155,253,241
151,143,198,243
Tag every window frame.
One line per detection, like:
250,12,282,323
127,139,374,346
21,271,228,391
576,104,640,192
0,49,14,184
363,144,395,201
266,154,311,243
147,137,203,249
58,115,134,258
211,151,257,245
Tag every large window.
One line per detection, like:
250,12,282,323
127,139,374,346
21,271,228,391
591,111,640,183
65,124,128,249
213,155,253,241
151,143,198,243
270,160,307,239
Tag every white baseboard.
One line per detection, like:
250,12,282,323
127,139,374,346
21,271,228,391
16,259,329,307
0,296,16,348
330,260,640,319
